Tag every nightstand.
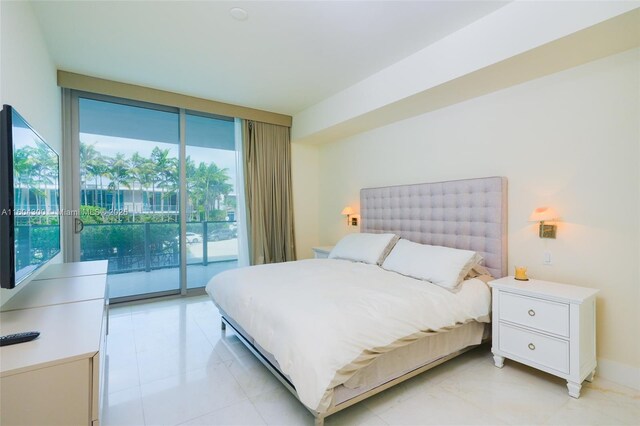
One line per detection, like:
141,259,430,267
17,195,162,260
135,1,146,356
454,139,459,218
489,276,599,398
312,246,334,259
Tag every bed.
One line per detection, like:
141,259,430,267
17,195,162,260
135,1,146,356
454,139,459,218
206,176,507,425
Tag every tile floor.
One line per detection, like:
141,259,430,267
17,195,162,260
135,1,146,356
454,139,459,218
104,296,640,426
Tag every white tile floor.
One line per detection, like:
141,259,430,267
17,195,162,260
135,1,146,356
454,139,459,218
104,296,640,426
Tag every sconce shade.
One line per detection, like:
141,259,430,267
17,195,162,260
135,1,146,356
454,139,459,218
529,207,558,222
341,206,355,216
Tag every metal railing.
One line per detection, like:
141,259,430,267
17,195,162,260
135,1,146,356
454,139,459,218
80,220,238,274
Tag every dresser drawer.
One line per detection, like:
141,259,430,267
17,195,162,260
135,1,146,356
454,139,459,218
499,323,569,373
499,292,569,337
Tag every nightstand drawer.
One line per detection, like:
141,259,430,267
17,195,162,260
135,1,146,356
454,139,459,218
499,292,569,337
499,323,569,374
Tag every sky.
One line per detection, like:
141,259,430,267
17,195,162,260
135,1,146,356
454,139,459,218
14,125,43,150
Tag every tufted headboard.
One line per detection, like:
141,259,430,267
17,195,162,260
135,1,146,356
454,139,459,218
360,176,507,278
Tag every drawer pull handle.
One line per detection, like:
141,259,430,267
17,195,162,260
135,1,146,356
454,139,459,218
528,309,536,317
528,343,536,350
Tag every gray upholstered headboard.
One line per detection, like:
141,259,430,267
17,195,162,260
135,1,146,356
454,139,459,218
360,176,507,278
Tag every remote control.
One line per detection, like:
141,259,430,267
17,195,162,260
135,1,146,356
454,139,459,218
0,331,40,346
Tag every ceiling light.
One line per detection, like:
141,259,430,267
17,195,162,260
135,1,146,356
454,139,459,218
230,7,248,21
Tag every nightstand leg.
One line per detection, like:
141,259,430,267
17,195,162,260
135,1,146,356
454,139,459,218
493,354,505,368
585,369,596,383
567,381,582,398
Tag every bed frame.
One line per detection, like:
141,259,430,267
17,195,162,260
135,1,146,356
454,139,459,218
221,176,508,425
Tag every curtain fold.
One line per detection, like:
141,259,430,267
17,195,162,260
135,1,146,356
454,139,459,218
242,120,296,264
234,118,250,267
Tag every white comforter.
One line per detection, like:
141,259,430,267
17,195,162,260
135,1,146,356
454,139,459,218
206,259,491,412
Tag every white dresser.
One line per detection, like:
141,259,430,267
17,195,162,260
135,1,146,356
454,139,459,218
312,246,334,259
489,276,599,398
0,261,108,425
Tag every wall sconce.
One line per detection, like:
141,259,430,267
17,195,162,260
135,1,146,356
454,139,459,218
341,206,358,226
529,207,558,239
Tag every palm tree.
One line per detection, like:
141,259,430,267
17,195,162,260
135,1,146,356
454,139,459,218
74,145,233,226
210,166,232,211
128,152,146,221
192,162,232,221
185,156,198,220
106,153,129,211
138,160,155,214
151,147,174,213
79,142,98,206
13,146,34,210
85,152,107,208
159,157,179,219
33,142,58,213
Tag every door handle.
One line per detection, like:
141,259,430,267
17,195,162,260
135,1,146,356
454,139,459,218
74,218,85,234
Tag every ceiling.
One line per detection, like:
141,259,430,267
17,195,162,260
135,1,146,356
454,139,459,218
32,1,508,115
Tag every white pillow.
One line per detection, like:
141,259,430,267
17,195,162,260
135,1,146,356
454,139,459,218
329,233,399,265
382,239,482,291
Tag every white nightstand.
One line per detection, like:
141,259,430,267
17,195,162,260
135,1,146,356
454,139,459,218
489,276,599,398
312,246,334,259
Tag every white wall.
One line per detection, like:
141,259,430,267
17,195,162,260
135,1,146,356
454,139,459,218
311,49,640,386
291,143,320,259
0,1,61,306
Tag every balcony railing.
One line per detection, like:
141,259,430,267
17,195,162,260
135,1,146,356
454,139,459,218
80,221,238,274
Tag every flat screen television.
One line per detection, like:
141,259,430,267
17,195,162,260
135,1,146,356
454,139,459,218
1,105,61,289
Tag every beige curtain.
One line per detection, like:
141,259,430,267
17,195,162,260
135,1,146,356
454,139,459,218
242,120,296,264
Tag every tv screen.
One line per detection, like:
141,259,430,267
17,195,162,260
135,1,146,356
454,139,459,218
1,105,61,289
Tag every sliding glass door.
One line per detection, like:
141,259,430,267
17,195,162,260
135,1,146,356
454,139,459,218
67,91,241,301
185,112,239,289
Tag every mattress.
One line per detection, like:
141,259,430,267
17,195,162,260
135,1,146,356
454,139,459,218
207,259,492,412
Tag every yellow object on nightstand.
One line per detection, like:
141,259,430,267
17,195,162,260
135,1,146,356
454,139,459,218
514,266,528,281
